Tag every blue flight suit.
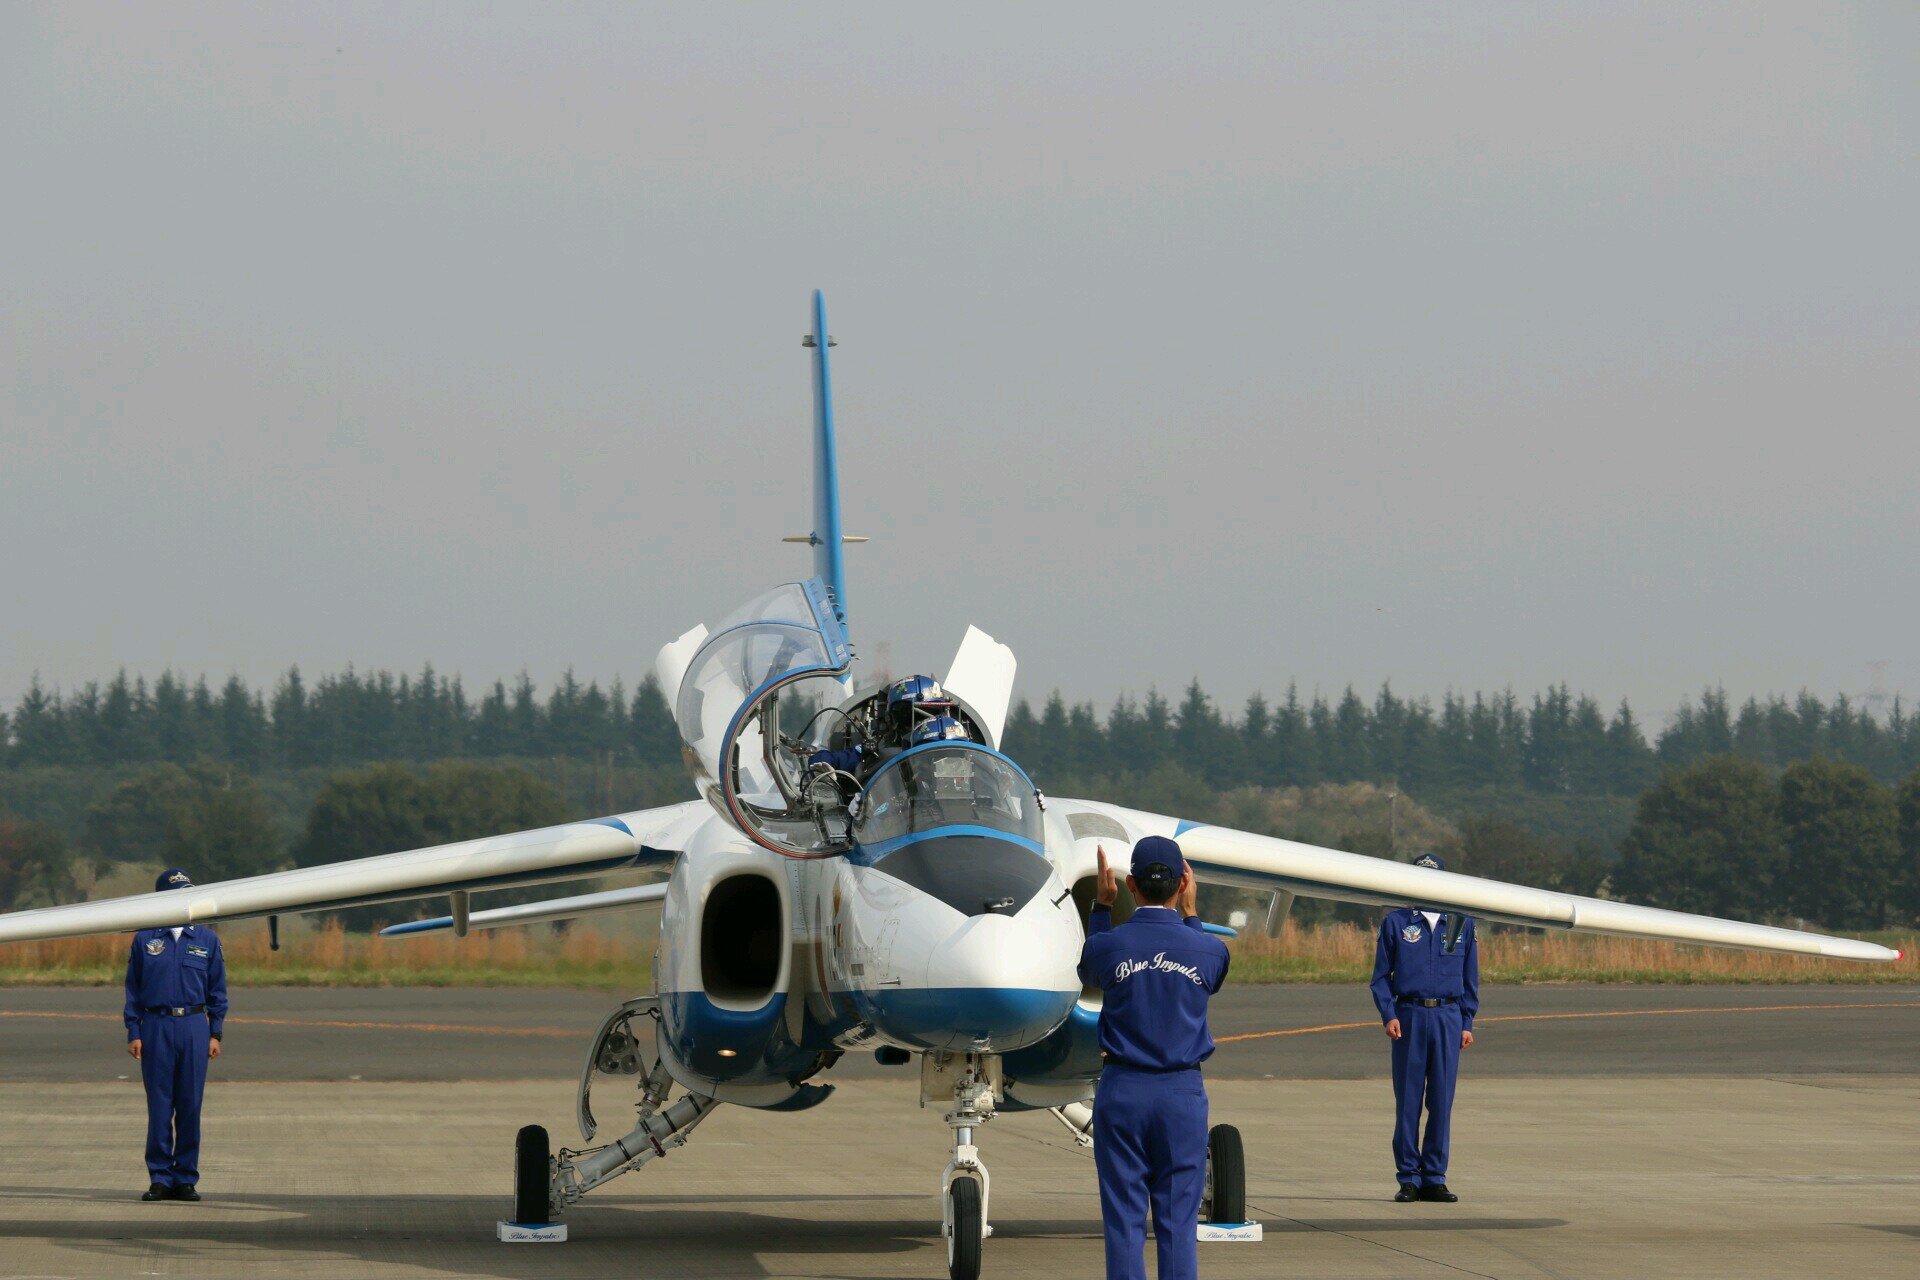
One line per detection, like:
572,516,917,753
124,926,228,1189
807,745,864,774
1079,905,1231,1280
1369,907,1478,1189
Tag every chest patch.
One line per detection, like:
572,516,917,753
187,945,210,959
145,938,167,956
1401,924,1424,944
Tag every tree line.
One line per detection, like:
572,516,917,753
2,668,678,772
6,749,1914,934
1005,681,1920,796
0,759,570,918
1615,754,1920,931
4,741,1918,935
7,667,1919,797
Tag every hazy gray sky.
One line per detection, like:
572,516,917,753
4,3,1916,725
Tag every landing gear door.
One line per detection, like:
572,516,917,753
671,578,855,857
578,997,661,1142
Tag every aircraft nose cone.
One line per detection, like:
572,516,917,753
867,911,1080,1053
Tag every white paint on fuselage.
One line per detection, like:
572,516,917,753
655,807,1084,1063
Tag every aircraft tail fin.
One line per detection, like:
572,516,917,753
803,290,853,625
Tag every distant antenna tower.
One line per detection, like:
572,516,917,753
1865,660,1892,719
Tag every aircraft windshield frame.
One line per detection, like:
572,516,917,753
852,743,1043,853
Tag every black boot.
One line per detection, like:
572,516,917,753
1394,1184,1419,1203
141,1182,169,1202
1419,1184,1458,1203
171,1185,201,1202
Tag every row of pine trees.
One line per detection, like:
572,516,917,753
6,668,1920,797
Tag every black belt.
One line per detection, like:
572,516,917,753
143,1005,206,1017
1398,997,1458,1008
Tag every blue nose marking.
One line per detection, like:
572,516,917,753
862,986,1076,1053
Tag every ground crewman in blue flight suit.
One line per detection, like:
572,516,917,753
124,868,228,1202
1079,836,1231,1280
1369,851,1477,1203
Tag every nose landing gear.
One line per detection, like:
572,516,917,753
928,1051,1000,1280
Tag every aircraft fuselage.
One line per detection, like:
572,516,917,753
651,801,1092,1110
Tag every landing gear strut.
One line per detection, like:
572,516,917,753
504,995,720,1239
928,1052,999,1280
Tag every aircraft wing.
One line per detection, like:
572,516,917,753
378,883,668,937
1053,798,1898,963
0,802,709,945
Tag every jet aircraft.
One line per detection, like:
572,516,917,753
0,293,1898,1279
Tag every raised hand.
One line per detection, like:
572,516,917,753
1095,846,1119,907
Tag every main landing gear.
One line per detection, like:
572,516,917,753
1049,1103,1249,1227
1202,1124,1246,1225
928,1052,999,1280
505,996,720,1236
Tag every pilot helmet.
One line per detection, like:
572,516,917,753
909,715,972,747
885,675,952,731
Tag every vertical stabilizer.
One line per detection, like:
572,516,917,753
805,290,849,625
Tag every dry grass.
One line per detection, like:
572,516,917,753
0,917,654,989
3,916,1910,988
1227,921,1920,984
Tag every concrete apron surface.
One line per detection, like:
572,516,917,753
1,1075,1917,1279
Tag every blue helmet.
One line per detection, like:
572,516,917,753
886,675,950,712
909,715,972,747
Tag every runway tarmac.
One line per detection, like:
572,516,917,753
2,985,1918,1278
3,983,1917,1081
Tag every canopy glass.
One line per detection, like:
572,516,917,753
672,579,854,856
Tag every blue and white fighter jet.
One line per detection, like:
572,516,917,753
0,293,1897,1278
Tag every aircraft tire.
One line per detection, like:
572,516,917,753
514,1124,552,1225
946,1176,982,1280
1202,1123,1246,1224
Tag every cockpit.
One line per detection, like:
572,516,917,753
849,743,1053,917
851,745,1043,853
662,578,1046,886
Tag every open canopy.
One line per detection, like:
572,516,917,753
672,578,855,856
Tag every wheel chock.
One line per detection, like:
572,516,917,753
1197,1221,1262,1242
497,1220,568,1242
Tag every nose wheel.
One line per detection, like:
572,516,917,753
932,1052,998,1280
945,1175,983,1280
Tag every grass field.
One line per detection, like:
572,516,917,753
1,917,1911,988
1224,922,1919,984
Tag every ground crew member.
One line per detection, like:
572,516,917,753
124,868,227,1202
1369,852,1477,1203
1078,836,1230,1280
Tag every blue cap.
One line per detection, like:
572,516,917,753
1130,836,1186,885
1411,853,1445,872
155,868,193,892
